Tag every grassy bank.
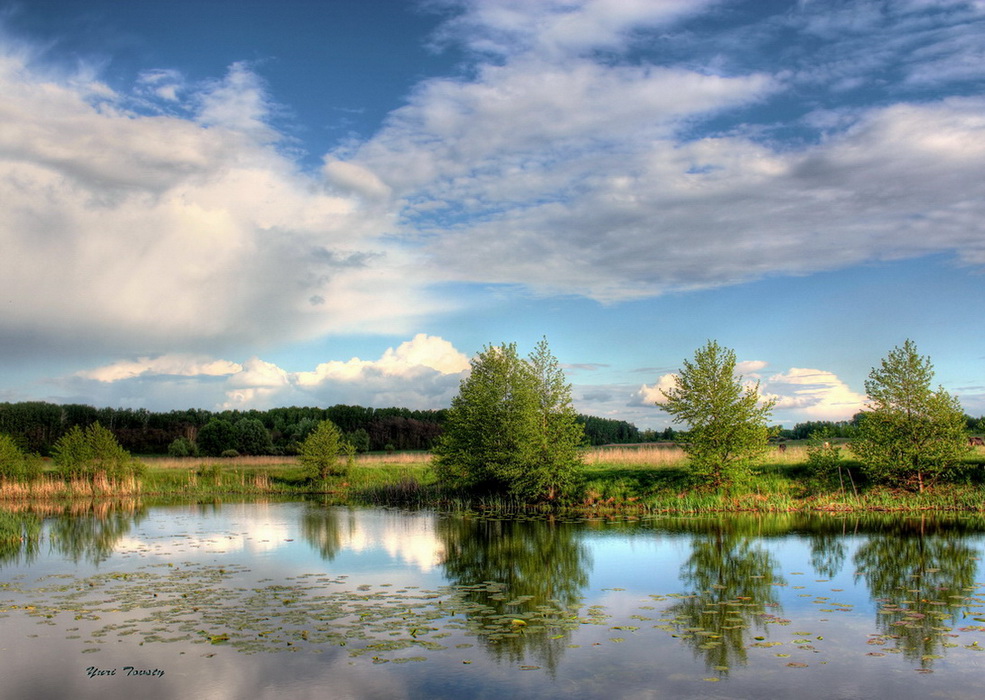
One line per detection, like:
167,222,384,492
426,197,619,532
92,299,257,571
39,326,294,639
2,445,984,513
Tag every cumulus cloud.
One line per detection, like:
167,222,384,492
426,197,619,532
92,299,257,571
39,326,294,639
630,361,867,427
67,334,470,412
0,45,434,362
762,368,867,422
77,355,243,382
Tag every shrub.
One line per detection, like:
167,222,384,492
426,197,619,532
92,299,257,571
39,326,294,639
298,420,352,480
0,434,43,482
167,437,198,458
51,423,142,481
658,340,775,489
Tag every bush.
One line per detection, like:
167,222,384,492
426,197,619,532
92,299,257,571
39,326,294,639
658,340,775,489
197,419,237,457
804,430,846,492
220,449,240,459
51,423,142,481
0,434,43,482
298,420,351,481
167,437,198,458
853,340,969,492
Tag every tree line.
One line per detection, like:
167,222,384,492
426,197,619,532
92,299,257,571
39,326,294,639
0,400,648,459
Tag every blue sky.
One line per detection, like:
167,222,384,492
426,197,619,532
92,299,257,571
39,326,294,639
0,0,983,429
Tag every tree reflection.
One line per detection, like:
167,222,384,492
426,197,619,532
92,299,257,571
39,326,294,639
0,509,42,566
47,501,146,564
300,506,348,560
438,515,590,672
854,517,980,669
666,522,785,675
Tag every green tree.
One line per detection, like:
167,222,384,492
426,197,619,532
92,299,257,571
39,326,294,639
433,340,583,502
0,434,42,482
524,338,585,501
197,419,237,457
852,339,968,492
658,340,775,488
235,418,273,455
51,423,143,481
298,420,351,480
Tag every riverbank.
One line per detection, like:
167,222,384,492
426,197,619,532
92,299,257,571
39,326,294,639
2,446,984,513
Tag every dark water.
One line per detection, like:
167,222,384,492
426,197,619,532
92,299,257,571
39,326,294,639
1,501,984,699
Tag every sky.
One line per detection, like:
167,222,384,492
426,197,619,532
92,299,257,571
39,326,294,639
0,0,983,430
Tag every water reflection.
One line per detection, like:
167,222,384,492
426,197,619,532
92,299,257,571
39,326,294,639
854,517,981,669
0,500,145,566
667,521,785,674
438,515,590,671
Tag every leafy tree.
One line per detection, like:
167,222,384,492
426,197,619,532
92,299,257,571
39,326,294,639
197,419,237,457
852,339,968,492
51,423,143,481
434,339,583,502
235,418,273,455
298,420,351,480
524,338,585,501
0,434,42,482
167,437,198,458
658,340,775,488
347,428,371,453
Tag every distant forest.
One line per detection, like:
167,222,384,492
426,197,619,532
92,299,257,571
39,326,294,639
0,401,650,456
1,401,981,457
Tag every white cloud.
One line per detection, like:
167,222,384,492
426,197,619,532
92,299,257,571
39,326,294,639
762,368,867,422
630,363,867,427
0,47,435,361
77,355,243,382
65,335,470,412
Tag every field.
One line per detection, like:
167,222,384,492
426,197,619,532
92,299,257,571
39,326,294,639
2,444,984,512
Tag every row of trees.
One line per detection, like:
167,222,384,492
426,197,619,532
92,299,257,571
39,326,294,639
659,338,972,492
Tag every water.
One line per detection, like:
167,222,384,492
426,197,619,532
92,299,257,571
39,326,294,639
1,501,984,699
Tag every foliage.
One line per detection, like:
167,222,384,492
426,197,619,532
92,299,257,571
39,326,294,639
852,340,969,492
804,429,846,492
298,420,352,480
51,423,143,481
577,415,639,445
347,428,371,453
658,340,775,488
524,338,585,501
197,419,237,457
0,433,42,482
434,339,583,502
167,437,198,458
234,418,273,456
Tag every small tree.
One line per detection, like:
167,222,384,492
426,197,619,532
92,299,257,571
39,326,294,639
0,434,42,482
433,339,583,502
523,338,585,501
298,420,351,481
52,423,142,481
659,340,775,488
852,340,969,492
197,419,237,457
235,418,273,455
167,436,198,458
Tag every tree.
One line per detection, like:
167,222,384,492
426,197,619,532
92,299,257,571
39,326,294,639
524,338,585,501
658,340,775,488
197,419,237,457
0,433,42,482
51,423,142,481
852,339,968,492
235,418,273,455
433,339,583,502
298,420,351,480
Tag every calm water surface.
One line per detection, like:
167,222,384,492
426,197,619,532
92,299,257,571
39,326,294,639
1,501,984,699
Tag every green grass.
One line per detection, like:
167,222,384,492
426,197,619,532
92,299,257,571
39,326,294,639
3,448,985,513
